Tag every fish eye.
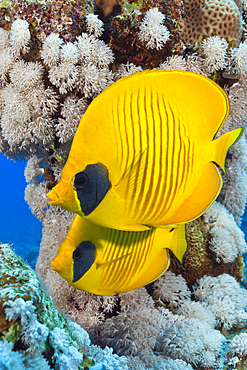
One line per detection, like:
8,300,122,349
74,172,89,189
73,248,83,261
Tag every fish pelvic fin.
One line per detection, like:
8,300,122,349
213,127,244,172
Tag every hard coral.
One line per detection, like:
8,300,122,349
180,0,243,46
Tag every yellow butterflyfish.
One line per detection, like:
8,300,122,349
47,69,243,231
50,215,187,296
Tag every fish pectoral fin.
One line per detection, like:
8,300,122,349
115,149,148,201
167,224,187,263
96,252,132,268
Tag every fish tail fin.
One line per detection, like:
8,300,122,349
213,127,243,172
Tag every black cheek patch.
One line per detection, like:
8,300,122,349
72,241,96,283
75,163,111,216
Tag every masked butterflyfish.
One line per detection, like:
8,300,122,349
50,215,187,296
47,69,243,231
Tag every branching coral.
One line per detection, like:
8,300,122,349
0,16,114,158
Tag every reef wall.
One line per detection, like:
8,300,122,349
1,0,247,368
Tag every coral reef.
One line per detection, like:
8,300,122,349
1,0,247,368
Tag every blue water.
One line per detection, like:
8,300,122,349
0,153,247,269
0,153,42,268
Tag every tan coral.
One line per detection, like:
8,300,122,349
180,0,243,46
168,218,245,287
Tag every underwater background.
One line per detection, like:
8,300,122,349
0,153,42,268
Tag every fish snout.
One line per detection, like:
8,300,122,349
50,257,61,272
50,252,73,282
46,181,81,214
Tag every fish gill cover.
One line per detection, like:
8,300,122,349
1,0,247,368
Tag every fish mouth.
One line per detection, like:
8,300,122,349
46,187,61,205
46,182,80,213
50,255,73,282
50,255,65,273
50,258,60,272
50,262,57,271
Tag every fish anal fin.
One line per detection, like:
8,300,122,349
213,127,244,172
94,289,116,296
165,162,222,225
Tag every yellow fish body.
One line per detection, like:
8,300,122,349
47,70,243,231
50,215,187,296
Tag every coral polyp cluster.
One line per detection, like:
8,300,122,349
1,0,247,368
109,0,183,68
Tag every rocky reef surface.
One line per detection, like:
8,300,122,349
1,0,247,368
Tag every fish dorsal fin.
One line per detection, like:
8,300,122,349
99,69,230,141
185,73,230,140
164,162,222,225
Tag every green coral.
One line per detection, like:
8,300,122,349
0,243,94,368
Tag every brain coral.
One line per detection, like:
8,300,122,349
180,0,243,46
